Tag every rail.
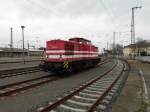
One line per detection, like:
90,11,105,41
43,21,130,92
0,59,111,98
37,60,126,112
0,75,60,97
0,66,41,78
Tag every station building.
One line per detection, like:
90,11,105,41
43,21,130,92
123,41,150,56
0,47,43,57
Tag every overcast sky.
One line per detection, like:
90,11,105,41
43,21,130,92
0,0,149,50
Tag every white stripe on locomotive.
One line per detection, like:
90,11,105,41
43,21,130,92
47,54,98,59
46,50,98,54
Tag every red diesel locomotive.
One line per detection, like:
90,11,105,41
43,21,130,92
41,37,100,73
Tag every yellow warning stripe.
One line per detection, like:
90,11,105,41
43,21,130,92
63,61,69,69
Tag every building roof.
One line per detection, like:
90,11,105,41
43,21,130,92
0,47,28,52
124,41,150,49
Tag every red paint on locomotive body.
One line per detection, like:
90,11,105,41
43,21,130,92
45,37,99,62
41,37,100,73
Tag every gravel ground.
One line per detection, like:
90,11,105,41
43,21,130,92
0,61,41,71
0,71,51,86
112,60,150,112
0,60,115,112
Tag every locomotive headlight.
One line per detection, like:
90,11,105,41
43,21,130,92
47,55,60,59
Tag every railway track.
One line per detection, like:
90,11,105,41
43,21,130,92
0,66,42,79
0,75,60,97
37,60,129,112
0,59,108,79
0,60,110,98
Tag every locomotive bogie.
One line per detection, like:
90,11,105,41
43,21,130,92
41,58,100,73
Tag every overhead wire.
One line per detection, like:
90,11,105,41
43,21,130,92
98,0,126,46
98,0,120,31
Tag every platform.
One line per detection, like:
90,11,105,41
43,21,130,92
112,60,150,112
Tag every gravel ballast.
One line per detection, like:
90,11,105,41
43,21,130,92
0,60,115,112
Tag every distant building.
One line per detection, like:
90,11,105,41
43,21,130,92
123,41,150,56
123,44,135,56
103,50,113,55
0,48,28,57
147,46,150,55
0,47,43,57
29,49,44,56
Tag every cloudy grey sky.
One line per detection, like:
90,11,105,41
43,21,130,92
0,0,149,50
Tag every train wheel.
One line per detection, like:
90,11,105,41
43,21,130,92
67,65,73,73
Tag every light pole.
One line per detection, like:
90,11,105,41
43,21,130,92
21,26,25,64
113,32,116,57
27,40,30,57
131,6,142,57
10,27,13,57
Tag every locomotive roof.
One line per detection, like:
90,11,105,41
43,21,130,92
69,37,91,43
